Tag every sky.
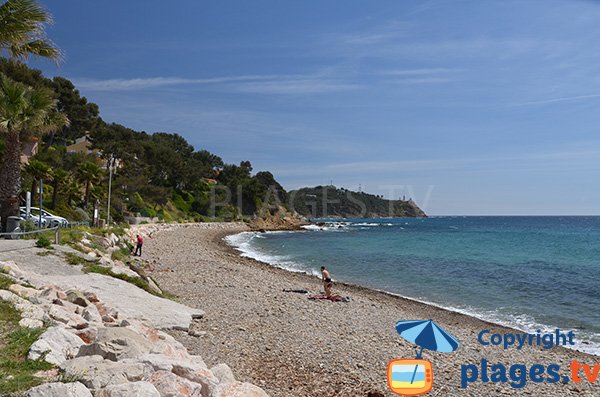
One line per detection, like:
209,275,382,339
29,0,600,215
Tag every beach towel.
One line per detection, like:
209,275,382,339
283,289,308,294
308,294,350,302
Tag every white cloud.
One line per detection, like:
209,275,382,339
516,93,600,106
72,73,360,95
231,79,360,94
379,68,463,76
72,75,283,91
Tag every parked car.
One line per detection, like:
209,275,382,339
20,207,69,227
19,209,48,228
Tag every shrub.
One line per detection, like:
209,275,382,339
111,247,130,262
19,219,36,232
35,236,52,249
0,274,13,290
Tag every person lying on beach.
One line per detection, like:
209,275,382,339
308,293,350,302
321,266,333,297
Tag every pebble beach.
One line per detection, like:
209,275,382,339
144,223,599,397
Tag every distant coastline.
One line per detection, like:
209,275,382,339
289,185,427,218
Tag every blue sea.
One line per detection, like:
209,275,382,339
226,217,600,355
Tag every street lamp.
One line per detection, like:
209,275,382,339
106,155,116,226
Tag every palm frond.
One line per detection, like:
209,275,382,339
0,0,60,62
9,39,62,62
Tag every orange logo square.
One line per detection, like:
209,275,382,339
387,359,434,396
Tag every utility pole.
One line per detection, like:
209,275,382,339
26,192,31,220
39,179,43,227
107,155,115,227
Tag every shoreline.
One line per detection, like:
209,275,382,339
223,228,600,357
144,223,599,397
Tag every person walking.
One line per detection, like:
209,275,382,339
134,234,143,256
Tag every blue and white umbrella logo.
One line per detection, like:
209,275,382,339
395,319,460,358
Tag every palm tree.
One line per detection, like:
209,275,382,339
62,176,81,207
0,0,62,231
77,161,102,208
49,167,68,209
0,75,67,231
0,0,61,62
23,158,49,203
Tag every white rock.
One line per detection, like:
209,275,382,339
19,317,44,329
99,256,113,266
54,299,81,313
210,364,236,384
110,265,140,279
75,326,98,344
48,304,88,329
211,382,270,397
0,290,45,321
61,355,147,391
77,327,153,361
149,370,203,397
97,381,160,397
1,261,28,280
8,284,39,299
28,326,84,365
147,278,162,295
82,304,102,323
40,285,67,300
139,353,207,373
25,382,92,397
66,289,90,307
174,365,219,396
150,330,189,357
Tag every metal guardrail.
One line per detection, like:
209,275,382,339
66,221,90,228
0,226,61,243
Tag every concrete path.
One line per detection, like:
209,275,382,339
0,240,203,330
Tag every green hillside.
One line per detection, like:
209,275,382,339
0,60,288,223
0,60,425,225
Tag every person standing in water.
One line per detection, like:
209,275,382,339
321,266,333,297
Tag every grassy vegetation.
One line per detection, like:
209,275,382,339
35,235,52,249
0,273,13,290
58,228,83,245
0,301,52,396
63,252,173,299
63,252,96,267
83,264,162,297
24,224,129,248
110,247,131,263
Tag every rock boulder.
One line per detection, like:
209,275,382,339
28,326,84,365
77,327,153,361
25,382,92,397
97,381,161,397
